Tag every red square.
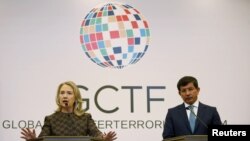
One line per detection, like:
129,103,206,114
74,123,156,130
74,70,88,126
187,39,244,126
143,21,148,28
134,8,140,14
97,12,102,17
90,34,96,41
108,6,112,11
109,55,115,60
110,31,120,39
116,16,122,21
81,20,85,26
91,42,98,50
124,9,130,14
86,43,92,50
131,21,138,28
122,15,129,21
80,35,84,44
96,33,103,40
128,38,134,45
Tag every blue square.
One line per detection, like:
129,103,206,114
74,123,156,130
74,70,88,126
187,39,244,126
135,37,140,45
128,46,134,53
96,25,102,32
113,47,122,54
84,35,90,43
123,53,127,59
140,29,146,37
98,41,105,48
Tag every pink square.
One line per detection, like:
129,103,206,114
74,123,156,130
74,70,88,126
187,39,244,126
80,35,84,44
109,55,115,60
91,42,98,50
96,33,103,40
86,43,92,50
143,21,149,28
110,31,120,39
128,38,134,45
90,34,96,41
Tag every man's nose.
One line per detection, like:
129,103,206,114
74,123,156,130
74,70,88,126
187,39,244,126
185,90,191,95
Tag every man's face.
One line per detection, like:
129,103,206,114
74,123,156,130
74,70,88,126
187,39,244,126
179,82,200,105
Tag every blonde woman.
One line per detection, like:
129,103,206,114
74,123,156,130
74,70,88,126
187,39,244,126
21,81,116,141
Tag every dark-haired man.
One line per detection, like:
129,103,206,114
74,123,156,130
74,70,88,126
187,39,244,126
162,76,222,139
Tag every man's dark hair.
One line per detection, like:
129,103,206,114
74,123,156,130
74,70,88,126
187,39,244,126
177,76,199,91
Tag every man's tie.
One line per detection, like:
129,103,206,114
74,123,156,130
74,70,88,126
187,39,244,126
189,105,196,133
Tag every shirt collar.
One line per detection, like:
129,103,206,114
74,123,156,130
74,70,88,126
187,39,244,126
184,100,199,108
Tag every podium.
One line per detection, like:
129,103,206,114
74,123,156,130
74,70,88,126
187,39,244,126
163,135,207,141
28,136,103,141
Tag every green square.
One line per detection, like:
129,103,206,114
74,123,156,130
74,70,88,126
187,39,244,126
146,29,150,36
126,29,134,37
102,24,108,31
90,19,95,25
103,11,108,16
96,18,102,24
80,28,84,34
100,49,107,56
81,45,86,51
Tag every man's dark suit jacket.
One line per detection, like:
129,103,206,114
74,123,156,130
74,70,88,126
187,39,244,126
162,102,222,139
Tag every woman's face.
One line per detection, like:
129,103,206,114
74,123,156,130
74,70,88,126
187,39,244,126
59,84,75,112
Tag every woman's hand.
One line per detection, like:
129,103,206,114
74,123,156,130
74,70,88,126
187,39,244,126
103,131,117,141
20,128,36,140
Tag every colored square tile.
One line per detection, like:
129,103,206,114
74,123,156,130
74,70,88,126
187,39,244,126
135,37,140,45
122,15,129,21
96,32,103,40
90,34,96,41
116,16,122,21
143,21,149,28
118,22,125,29
119,30,126,38
98,41,105,48
110,31,120,39
128,38,134,45
91,42,98,50
134,14,141,20
109,55,115,60
108,16,116,22
96,18,102,24
105,40,111,48
90,19,95,25
100,49,108,56
140,29,146,36
131,21,139,28
84,35,90,43
95,25,102,32
113,46,122,54
126,29,134,37
124,9,130,14
97,12,102,17
102,24,109,31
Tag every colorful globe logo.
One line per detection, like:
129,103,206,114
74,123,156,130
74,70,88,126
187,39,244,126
80,2,150,69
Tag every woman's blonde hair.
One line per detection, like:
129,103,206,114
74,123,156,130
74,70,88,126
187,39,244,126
55,81,84,116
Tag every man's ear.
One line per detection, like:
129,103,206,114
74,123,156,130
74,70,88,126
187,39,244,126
197,87,200,92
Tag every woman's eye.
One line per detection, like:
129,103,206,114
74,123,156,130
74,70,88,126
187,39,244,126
67,91,73,95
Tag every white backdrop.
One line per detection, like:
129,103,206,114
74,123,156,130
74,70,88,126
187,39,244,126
1,0,250,141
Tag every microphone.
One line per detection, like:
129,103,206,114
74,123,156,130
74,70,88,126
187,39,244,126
65,102,68,106
186,107,208,129
63,100,68,107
